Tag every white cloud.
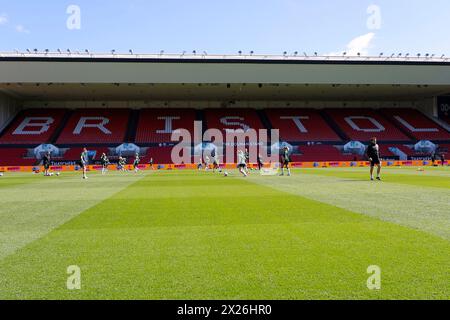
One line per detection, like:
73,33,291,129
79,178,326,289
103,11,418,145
0,14,8,25
15,24,30,34
326,32,376,56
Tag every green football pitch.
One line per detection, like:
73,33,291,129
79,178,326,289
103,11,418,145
0,166,449,300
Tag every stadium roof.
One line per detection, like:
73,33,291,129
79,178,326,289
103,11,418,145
1,52,449,101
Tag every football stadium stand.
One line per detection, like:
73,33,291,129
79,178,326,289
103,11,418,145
324,108,411,141
1,107,450,166
58,147,110,162
0,148,37,166
380,108,450,141
56,109,130,144
291,145,355,162
135,109,197,143
264,109,342,142
204,108,265,135
0,109,67,145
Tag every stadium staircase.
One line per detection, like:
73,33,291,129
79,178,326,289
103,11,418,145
319,110,349,141
49,109,73,144
125,109,140,143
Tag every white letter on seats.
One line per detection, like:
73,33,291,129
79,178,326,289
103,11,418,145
220,117,250,132
281,116,309,133
393,116,438,132
345,116,385,132
156,116,180,134
13,117,54,135
73,117,111,135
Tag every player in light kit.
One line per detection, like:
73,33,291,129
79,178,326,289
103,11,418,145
101,153,109,175
212,154,220,173
80,148,88,179
204,156,210,171
118,156,127,171
280,146,291,176
133,153,140,173
237,150,248,177
366,137,382,181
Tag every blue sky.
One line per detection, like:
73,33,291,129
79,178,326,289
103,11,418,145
1,0,449,56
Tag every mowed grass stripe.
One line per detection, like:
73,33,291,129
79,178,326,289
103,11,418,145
248,169,450,240
301,167,450,189
0,171,448,299
0,171,147,260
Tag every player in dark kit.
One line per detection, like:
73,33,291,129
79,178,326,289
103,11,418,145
257,154,264,171
133,153,140,173
43,152,51,176
80,148,88,179
366,137,381,181
149,157,154,170
101,153,109,175
280,146,291,176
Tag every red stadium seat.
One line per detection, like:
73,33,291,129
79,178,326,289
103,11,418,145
265,108,341,142
204,108,264,135
291,145,355,162
135,109,196,143
60,147,110,162
0,148,37,166
0,109,67,145
441,115,450,126
380,108,450,141
56,109,130,144
325,108,410,142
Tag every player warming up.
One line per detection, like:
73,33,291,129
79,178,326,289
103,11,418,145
212,154,221,173
80,148,89,179
133,153,141,173
149,157,154,170
118,156,127,172
366,137,382,181
280,146,291,176
204,156,211,171
43,151,51,176
237,150,248,177
101,153,109,175
257,154,264,171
